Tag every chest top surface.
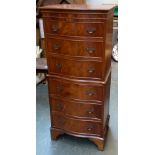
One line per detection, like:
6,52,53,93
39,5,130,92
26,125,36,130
39,4,116,11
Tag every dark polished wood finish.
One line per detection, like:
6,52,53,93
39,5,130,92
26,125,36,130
44,20,105,37
40,4,115,11
47,56,103,80
48,77,104,101
50,97,103,120
46,36,105,58
52,112,102,136
40,4,115,151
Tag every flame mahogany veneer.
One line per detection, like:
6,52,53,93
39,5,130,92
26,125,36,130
40,4,115,151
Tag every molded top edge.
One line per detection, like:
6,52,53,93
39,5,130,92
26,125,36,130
39,4,116,11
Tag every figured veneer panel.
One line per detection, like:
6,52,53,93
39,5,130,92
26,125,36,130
52,112,102,136
50,97,103,120
44,20,105,37
48,77,104,102
46,37,105,58
47,56,103,80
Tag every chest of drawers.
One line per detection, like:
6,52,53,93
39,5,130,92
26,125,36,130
40,4,115,151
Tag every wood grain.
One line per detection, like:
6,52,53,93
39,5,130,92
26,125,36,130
49,97,103,120
47,56,103,80
40,4,114,151
46,36,105,59
44,20,105,37
40,4,116,11
48,76,104,101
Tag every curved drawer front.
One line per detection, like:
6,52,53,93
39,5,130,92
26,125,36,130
44,20,105,37
47,57,103,80
52,113,102,136
46,37,104,58
48,77,104,101
50,97,102,120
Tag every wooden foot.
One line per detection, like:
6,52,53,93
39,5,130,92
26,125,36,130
89,120,109,151
89,138,105,151
50,128,64,140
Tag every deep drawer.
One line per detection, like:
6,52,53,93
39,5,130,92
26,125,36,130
52,112,102,136
47,56,103,80
50,97,103,120
48,77,104,102
46,37,105,58
44,20,105,37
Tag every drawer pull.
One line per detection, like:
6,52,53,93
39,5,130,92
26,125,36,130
56,85,63,92
87,28,96,34
52,25,59,32
86,90,96,96
87,125,94,131
87,108,94,114
55,63,62,70
53,44,60,50
56,102,63,111
88,67,95,74
86,48,96,54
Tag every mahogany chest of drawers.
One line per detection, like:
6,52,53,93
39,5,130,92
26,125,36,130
40,4,115,151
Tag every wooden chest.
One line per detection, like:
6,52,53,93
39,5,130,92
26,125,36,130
40,4,115,151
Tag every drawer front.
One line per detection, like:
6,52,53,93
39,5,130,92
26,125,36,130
48,78,104,101
47,57,103,79
44,20,105,37
52,113,102,136
45,20,75,36
76,22,105,37
46,37,104,58
50,97,102,120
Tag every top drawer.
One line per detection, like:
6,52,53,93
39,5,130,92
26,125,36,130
44,20,105,37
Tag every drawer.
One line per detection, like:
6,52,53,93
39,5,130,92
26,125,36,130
50,97,103,120
44,20,105,37
46,37,104,58
48,77,104,101
47,56,103,79
52,113,102,136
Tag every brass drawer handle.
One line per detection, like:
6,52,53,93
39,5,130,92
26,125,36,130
87,127,93,131
56,85,63,92
87,125,94,131
86,90,96,96
55,63,62,70
87,28,96,34
87,108,94,114
86,48,96,54
88,67,95,74
53,44,60,50
52,25,59,32
56,102,64,111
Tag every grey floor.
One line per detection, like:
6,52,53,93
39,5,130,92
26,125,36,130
36,61,118,155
